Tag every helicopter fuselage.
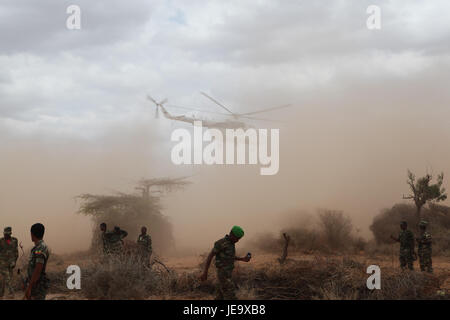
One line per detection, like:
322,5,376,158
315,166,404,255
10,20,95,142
160,104,248,130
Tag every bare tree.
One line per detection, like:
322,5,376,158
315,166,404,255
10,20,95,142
278,233,291,265
403,170,447,223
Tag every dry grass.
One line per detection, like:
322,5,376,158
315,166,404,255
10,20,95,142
81,254,164,299
38,252,449,300
232,256,448,300
78,253,215,300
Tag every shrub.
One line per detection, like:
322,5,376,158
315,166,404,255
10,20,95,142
82,254,163,299
317,210,353,250
250,209,362,254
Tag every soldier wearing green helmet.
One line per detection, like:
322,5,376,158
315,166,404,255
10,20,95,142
417,220,433,273
200,226,251,300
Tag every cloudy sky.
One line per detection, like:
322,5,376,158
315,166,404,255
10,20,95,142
1,0,450,252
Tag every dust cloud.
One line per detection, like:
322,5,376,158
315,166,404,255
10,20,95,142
1,1,450,257
1,70,449,255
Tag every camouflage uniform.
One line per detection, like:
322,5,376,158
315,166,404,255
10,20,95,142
101,231,111,255
417,230,432,273
398,229,415,270
137,234,152,265
213,235,236,300
0,230,19,297
27,240,50,300
106,230,128,256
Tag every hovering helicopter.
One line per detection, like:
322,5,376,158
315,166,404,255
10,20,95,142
147,93,292,130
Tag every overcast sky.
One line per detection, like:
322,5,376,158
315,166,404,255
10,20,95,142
1,1,450,252
1,0,449,135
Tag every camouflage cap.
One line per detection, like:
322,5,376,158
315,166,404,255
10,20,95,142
3,227,12,235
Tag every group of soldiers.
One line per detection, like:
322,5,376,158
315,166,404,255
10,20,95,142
99,223,153,266
391,220,433,273
0,220,435,300
0,223,50,300
203,221,435,300
98,223,252,300
0,222,152,300
203,221,436,300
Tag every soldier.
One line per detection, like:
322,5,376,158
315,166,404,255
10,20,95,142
417,220,433,273
24,223,50,300
99,223,110,255
200,226,251,300
137,226,152,267
0,227,19,298
107,226,128,256
391,221,415,271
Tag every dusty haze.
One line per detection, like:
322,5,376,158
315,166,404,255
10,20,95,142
2,87,449,253
1,1,449,253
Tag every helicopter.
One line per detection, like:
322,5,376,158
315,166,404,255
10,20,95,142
147,93,292,130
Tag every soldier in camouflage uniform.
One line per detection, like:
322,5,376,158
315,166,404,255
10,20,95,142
24,223,50,300
417,220,432,273
137,226,152,267
391,221,415,271
200,226,251,300
107,226,128,256
100,223,110,255
0,227,19,298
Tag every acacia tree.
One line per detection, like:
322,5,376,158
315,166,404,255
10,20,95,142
403,170,447,223
78,177,190,253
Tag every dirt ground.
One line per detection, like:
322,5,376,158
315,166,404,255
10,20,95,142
2,252,449,300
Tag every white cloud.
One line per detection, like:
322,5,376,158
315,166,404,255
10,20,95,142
0,0,449,137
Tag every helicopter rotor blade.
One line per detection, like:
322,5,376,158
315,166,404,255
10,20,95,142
166,104,284,122
238,104,293,116
238,115,285,123
147,95,158,105
166,104,230,116
200,92,235,116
